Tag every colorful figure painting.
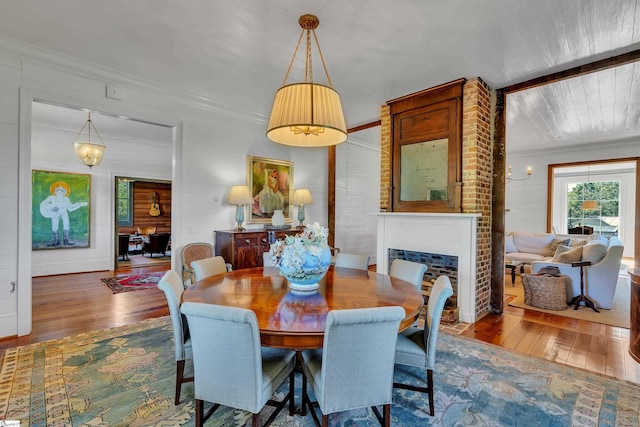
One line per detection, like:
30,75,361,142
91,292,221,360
247,156,293,224
32,170,91,250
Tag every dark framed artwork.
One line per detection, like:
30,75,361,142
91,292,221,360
247,156,293,224
32,170,91,250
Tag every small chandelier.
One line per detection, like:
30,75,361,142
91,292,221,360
266,14,347,147
73,112,106,168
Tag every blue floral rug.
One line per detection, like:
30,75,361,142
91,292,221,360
0,316,638,426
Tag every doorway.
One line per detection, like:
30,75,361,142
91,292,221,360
115,177,172,270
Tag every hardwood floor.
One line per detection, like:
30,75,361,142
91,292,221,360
1,266,638,385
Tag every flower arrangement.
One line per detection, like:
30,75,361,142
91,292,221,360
269,222,331,287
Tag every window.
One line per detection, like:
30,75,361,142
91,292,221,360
550,161,636,258
117,179,134,226
566,180,620,237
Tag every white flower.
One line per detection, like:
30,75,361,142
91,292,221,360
269,222,329,276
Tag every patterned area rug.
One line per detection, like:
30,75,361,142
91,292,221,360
100,271,167,293
1,316,639,426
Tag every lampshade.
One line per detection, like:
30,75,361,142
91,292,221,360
266,14,347,147
73,112,106,168
293,188,314,206
227,185,254,205
581,200,598,210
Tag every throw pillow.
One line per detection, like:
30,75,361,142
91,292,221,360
545,238,570,257
581,242,607,263
552,245,583,263
569,238,588,247
505,235,518,253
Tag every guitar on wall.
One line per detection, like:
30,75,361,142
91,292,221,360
149,192,161,217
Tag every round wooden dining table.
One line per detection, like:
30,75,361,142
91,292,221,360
182,265,424,350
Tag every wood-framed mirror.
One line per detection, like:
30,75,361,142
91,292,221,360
388,79,464,212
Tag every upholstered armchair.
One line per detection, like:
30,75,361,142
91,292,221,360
142,233,171,257
180,242,214,284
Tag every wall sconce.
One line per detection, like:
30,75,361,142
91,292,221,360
507,165,532,182
293,188,313,227
227,185,254,231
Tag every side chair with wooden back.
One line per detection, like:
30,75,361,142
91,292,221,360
180,242,214,284
393,275,454,416
157,270,193,405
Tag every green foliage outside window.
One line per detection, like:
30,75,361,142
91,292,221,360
567,180,619,236
118,180,133,226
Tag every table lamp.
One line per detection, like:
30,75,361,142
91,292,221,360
227,185,254,231
293,188,313,227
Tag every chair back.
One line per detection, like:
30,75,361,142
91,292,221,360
157,270,190,361
148,233,171,253
181,242,214,283
180,302,264,412
191,256,228,282
138,226,157,236
389,259,427,290
334,252,370,271
319,306,404,413
118,234,130,258
424,276,454,369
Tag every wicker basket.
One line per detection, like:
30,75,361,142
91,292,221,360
521,274,569,311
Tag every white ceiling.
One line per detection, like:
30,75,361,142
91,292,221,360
2,0,639,151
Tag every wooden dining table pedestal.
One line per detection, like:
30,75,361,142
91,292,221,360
182,266,425,350
629,268,640,363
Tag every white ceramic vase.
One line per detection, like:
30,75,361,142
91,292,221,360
271,209,285,226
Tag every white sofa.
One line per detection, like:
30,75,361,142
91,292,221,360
531,236,623,309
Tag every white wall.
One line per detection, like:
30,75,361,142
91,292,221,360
0,37,332,337
506,138,638,240
30,116,173,276
335,138,381,265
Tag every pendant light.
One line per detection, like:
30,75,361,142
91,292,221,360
73,112,106,168
266,14,347,147
581,166,597,210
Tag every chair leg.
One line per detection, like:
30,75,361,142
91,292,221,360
175,360,184,405
288,369,295,416
427,369,434,416
251,413,261,427
195,399,204,427
322,414,329,427
383,404,390,427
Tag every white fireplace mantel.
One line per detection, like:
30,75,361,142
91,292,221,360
377,212,480,323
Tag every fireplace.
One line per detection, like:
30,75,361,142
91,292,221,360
377,212,480,323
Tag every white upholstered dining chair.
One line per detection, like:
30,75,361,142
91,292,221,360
157,270,193,405
300,306,405,427
393,275,454,416
334,252,370,271
191,256,229,282
180,302,296,427
389,259,427,290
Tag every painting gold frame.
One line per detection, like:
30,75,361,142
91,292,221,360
247,156,293,224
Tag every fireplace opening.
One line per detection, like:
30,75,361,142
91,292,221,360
388,248,458,322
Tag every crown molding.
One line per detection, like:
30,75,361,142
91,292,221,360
0,36,268,125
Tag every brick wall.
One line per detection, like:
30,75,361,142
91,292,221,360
379,77,493,318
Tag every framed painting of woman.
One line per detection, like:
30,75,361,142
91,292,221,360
247,156,293,224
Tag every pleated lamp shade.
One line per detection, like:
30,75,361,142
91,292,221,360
227,185,254,205
581,200,598,210
267,82,347,147
293,189,314,206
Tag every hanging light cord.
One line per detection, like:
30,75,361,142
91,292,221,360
73,112,105,145
280,17,334,88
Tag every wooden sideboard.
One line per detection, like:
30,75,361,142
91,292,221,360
214,228,302,270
